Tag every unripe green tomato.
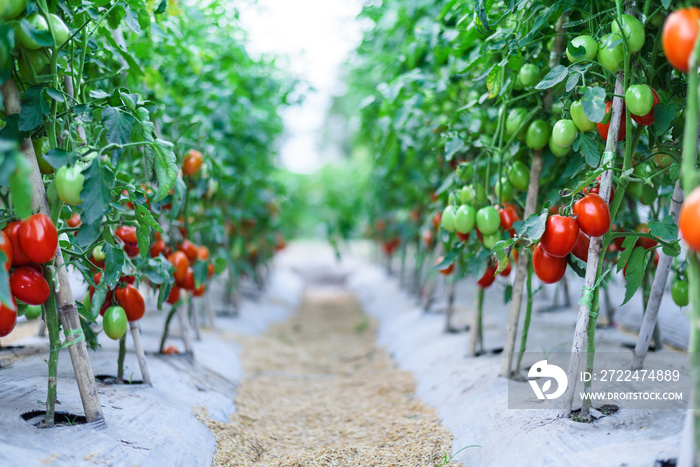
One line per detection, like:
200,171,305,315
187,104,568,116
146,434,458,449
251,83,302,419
482,231,501,249
505,107,529,139
551,101,564,116
549,134,571,157
460,185,475,203
518,64,540,88
476,206,500,235
611,14,645,53
46,180,58,204
47,14,70,48
1,0,27,20
448,192,456,206
441,206,456,232
494,177,514,202
625,84,654,116
672,279,689,307
102,306,128,340
653,150,673,168
507,54,524,72
566,35,598,62
454,205,476,234
647,12,664,29
18,48,51,85
475,184,488,204
598,33,624,72
551,119,578,148
458,162,475,181
15,14,49,50
32,137,54,174
508,161,530,191
92,245,106,261
570,101,597,132
55,165,85,205
627,181,643,199
25,304,42,320
526,119,549,150
513,73,524,91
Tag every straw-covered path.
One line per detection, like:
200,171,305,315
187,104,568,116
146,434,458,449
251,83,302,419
200,286,462,466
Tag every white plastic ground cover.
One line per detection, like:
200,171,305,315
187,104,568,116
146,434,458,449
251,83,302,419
348,263,686,467
0,268,304,467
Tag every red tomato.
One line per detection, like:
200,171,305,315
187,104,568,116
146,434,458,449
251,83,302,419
207,263,215,278
10,266,50,305
0,297,17,337
436,256,454,275
180,240,199,262
181,267,195,290
89,272,114,316
635,224,659,250
149,239,166,258
197,246,210,261
597,100,626,142
115,225,138,244
662,8,700,73
498,204,519,237
19,214,58,264
499,261,512,277
477,264,497,288
123,242,140,258
631,88,660,126
168,251,189,285
533,244,567,284
166,285,181,305
119,274,136,285
584,177,616,203
573,194,611,237
114,284,145,321
456,231,469,242
162,344,180,355
0,231,12,271
193,284,206,297
182,149,203,177
431,212,442,230
540,215,579,258
3,221,30,266
679,186,700,251
66,213,82,228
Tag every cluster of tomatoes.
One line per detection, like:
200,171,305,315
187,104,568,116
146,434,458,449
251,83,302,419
161,236,214,302
0,214,58,337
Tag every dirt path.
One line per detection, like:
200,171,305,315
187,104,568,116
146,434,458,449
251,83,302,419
201,286,462,466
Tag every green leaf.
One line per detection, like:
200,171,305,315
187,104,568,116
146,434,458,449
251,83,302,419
134,204,161,258
568,255,587,278
150,139,178,202
19,86,50,132
444,134,464,160
572,132,601,167
518,210,548,241
648,215,677,242
124,6,142,34
42,148,71,169
45,88,64,103
565,73,580,92
18,18,54,47
504,284,513,304
104,243,125,289
653,104,676,135
102,106,134,146
621,247,649,306
535,65,568,90
9,154,32,219
616,235,638,272
155,0,168,14
580,86,606,123
486,65,502,98
80,158,112,224
193,261,208,288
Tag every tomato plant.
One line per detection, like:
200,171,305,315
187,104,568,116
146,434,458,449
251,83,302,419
102,306,128,340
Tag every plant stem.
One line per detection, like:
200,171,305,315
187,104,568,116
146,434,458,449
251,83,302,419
43,267,61,427
515,258,534,376
116,333,126,384
159,305,178,353
580,289,600,419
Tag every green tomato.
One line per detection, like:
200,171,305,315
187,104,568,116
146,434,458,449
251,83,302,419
672,279,689,307
476,206,500,235
25,304,42,320
505,107,529,140
475,184,488,204
566,35,598,63
47,14,70,48
507,54,524,72
92,245,106,261
598,33,624,72
1,0,27,20
460,185,475,204
103,306,128,340
55,165,85,206
494,177,514,202
551,101,564,117
15,13,49,50
625,84,653,116
551,119,578,148
454,205,476,234
548,134,571,157
18,48,51,85
508,161,530,191
611,14,645,53
441,206,456,232
627,181,643,199
448,192,456,206
570,100,597,133
526,119,549,150
513,73,524,91
518,64,540,88
46,179,58,204
457,162,475,181
482,231,501,250
32,137,54,174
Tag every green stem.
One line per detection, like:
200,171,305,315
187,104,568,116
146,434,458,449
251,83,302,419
43,267,60,427
159,305,178,353
515,258,534,375
581,289,600,418
116,333,126,383
476,287,484,355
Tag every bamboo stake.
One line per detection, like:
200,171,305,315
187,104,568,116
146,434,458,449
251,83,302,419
177,303,194,354
1,78,103,423
500,12,568,377
444,271,457,332
129,321,151,385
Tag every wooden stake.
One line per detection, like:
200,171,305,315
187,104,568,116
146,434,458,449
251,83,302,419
177,303,194,354
129,321,151,385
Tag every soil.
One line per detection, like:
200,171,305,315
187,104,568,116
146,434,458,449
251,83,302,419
200,286,462,466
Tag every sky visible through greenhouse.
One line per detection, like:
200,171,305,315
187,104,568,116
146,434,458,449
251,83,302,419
239,0,365,173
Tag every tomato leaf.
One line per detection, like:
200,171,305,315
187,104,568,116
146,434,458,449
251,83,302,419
567,255,587,278
193,261,208,288
616,235,638,272
504,284,512,304
150,139,178,202
648,215,678,242
9,154,32,219
621,247,650,306
134,204,161,258
565,73,580,92
104,243,124,289
80,158,113,225
653,103,676,135
573,132,600,167
102,106,134,148
18,17,55,47
42,147,71,169
155,0,168,14
124,6,142,34
518,210,547,241
144,257,173,286
493,238,515,274
534,65,568,90
580,86,606,123
19,86,50,132
444,133,464,160
486,65,502,98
